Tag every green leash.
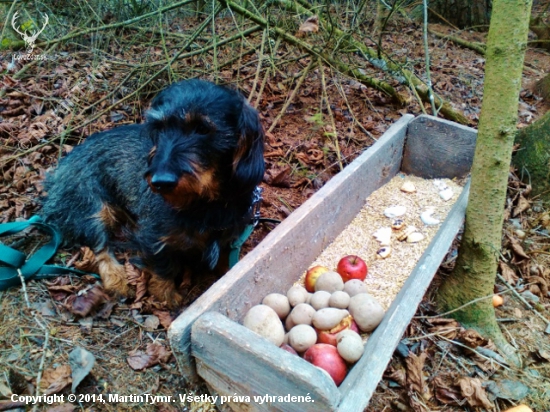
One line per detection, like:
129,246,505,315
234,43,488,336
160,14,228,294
0,215,94,291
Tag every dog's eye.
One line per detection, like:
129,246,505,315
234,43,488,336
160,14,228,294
195,122,211,135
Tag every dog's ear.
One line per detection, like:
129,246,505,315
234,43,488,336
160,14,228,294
232,100,265,194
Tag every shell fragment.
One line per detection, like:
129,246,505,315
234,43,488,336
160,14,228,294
391,219,405,230
421,209,440,226
407,232,425,243
384,206,406,219
439,187,453,201
376,247,391,259
400,182,416,193
373,227,392,246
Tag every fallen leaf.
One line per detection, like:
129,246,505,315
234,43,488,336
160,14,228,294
508,236,530,261
433,374,461,405
384,367,406,386
270,166,291,187
41,365,72,395
126,261,147,302
512,195,530,216
457,377,493,408
499,261,519,285
405,351,429,397
152,309,173,329
297,15,319,36
428,318,461,339
143,315,160,331
69,347,95,392
459,329,489,349
526,276,548,297
74,247,98,272
127,342,172,371
70,286,109,317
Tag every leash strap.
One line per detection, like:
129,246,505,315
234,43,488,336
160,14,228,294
0,216,95,291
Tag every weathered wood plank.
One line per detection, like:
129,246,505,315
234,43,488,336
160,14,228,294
336,179,471,412
169,115,415,382
192,311,340,412
402,115,477,179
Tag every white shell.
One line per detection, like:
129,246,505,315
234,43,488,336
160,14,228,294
433,180,448,190
376,247,391,259
407,232,425,243
373,227,392,246
400,182,416,193
384,206,406,218
420,209,440,226
439,187,453,201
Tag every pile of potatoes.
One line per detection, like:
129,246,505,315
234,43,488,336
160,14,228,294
242,269,385,386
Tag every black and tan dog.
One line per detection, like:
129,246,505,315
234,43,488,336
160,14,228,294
41,79,265,307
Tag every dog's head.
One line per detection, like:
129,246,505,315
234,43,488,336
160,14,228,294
143,79,264,209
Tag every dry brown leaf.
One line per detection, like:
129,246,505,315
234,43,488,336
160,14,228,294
508,236,530,261
384,367,407,386
526,276,548,297
70,286,109,317
74,247,99,273
126,261,147,302
127,342,172,371
457,377,493,408
152,309,174,329
513,194,530,216
428,318,461,339
433,375,461,405
270,166,291,187
499,261,519,285
405,352,428,395
458,329,489,349
297,15,319,36
41,365,72,395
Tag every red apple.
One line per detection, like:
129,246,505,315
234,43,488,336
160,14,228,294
336,255,368,282
303,344,348,386
317,315,354,346
305,265,330,292
280,343,299,356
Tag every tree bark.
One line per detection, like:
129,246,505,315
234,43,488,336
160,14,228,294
436,0,532,366
513,109,550,202
429,0,492,29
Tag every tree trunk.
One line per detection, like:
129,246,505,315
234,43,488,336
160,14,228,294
513,109,550,202
429,0,492,29
436,0,532,366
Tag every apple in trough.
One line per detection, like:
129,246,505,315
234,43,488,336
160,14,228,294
303,343,348,386
316,315,358,346
305,265,330,292
336,255,368,282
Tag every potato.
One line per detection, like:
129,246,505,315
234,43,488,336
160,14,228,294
314,271,344,293
343,279,369,296
288,324,317,352
287,285,309,307
243,305,285,346
348,293,385,332
289,303,316,326
312,308,349,330
329,291,350,309
262,293,291,319
336,330,364,363
310,291,332,310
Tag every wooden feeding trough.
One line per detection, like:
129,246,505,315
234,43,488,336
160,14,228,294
168,114,477,412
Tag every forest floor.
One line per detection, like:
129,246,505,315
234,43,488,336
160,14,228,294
0,4,550,412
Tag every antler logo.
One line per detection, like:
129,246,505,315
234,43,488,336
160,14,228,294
11,11,49,54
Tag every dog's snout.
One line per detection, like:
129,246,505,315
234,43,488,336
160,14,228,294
151,172,179,192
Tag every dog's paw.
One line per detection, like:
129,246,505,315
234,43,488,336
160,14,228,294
96,250,135,298
147,273,184,309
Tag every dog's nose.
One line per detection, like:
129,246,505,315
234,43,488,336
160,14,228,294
151,172,179,192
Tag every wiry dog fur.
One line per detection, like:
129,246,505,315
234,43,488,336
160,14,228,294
41,80,265,307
